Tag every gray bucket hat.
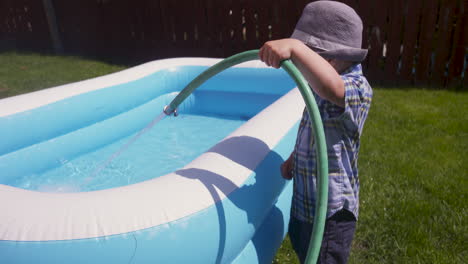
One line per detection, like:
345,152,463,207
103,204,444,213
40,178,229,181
291,0,367,62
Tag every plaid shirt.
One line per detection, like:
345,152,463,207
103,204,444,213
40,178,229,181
291,64,372,223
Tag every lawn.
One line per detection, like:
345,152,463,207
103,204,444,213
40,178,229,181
1,51,466,263
0,52,125,99
346,88,467,264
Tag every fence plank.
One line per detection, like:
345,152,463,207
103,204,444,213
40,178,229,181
414,0,440,86
463,0,468,90
446,0,467,88
383,0,405,86
144,0,163,59
377,0,393,84
365,0,386,84
133,0,155,62
431,0,456,86
243,0,257,50
399,0,425,85
270,0,283,40
256,0,270,44
228,0,243,55
190,0,206,56
41,0,62,53
356,0,373,72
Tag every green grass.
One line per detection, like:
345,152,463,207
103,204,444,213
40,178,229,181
0,51,125,99
347,88,467,264
2,52,466,264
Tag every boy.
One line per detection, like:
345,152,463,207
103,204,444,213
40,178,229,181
259,1,372,263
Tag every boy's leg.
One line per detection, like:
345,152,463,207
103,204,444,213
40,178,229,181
288,215,313,263
318,210,356,264
288,210,356,264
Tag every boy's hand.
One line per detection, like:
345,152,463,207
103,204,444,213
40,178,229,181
280,154,294,180
259,39,302,68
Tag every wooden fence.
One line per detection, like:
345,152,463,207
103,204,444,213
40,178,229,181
1,0,466,89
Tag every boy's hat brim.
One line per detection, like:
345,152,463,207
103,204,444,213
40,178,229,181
291,29,368,62
291,1,368,62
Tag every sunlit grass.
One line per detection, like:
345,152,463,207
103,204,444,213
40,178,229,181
0,51,125,99
347,88,467,264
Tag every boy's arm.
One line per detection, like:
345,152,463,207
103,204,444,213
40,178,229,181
259,39,345,107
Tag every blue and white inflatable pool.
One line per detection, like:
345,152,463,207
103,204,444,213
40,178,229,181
0,58,304,263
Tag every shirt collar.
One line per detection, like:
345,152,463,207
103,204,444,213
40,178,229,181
342,63,362,75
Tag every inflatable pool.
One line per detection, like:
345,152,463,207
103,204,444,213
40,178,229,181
0,56,307,263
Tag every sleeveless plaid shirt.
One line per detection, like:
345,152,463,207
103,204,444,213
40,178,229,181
291,64,372,223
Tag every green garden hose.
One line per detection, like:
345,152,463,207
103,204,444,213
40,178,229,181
164,49,328,264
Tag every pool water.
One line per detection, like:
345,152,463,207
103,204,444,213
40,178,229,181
1,66,296,193
7,114,246,192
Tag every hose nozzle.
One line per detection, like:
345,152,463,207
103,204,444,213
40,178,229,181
163,105,178,116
